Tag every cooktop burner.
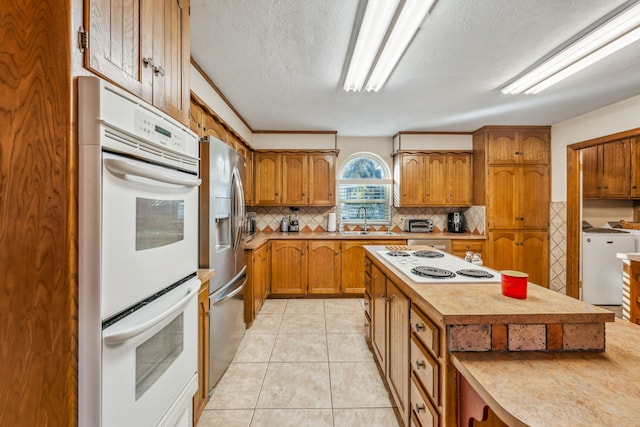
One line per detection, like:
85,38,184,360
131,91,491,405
412,250,445,258
411,266,455,278
387,250,411,257
456,269,495,278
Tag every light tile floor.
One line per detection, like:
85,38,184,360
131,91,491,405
198,298,400,427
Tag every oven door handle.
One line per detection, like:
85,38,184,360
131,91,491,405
103,280,199,345
104,157,202,187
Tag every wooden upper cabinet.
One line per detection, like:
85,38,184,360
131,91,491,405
487,128,550,165
254,153,281,205
253,151,337,206
281,154,309,205
151,0,190,124
203,114,227,143
85,0,190,125
189,100,204,137
582,140,631,199
270,241,308,294
488,165,549,230
394,152,471,207
631,138,640,198
309,154,336,205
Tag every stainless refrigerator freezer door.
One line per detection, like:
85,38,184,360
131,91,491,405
208,267,246,390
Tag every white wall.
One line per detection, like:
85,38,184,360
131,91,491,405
252,133,337,150
190,64,254,144
394,134,472,151
336,136,395,175
551,94,640,201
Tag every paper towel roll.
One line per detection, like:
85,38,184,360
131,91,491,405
327,213,337,232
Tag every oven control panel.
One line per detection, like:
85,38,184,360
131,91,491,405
135,111,186,152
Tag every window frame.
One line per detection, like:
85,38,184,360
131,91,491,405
337,152,392,226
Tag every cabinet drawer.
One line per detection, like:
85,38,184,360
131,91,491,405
364,312,371,342
364,292,371,318
364,256,372,272
364,271,372,295
450,240,484,253
411,337,440,405
411,378,439,427
410,307,440,357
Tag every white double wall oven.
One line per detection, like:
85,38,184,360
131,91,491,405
78,77,201,427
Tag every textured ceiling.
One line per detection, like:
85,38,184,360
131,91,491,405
190,0,640,136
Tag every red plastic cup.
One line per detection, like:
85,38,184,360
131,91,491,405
500,270,529,299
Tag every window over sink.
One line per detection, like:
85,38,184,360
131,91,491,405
338,153,391,226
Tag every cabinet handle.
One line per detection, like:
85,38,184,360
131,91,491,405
426,193,430,196
205,311,210,318
329,192,333,196
604,186,609,189
414,322,425,332
403,193,407,196
154,65,165,76
384,297,390,303
275,192,279,196
415,403,425,413
415,359,426,369
335,251,339,256
142,57,154,68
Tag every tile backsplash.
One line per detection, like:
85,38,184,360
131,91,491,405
250,206,486,234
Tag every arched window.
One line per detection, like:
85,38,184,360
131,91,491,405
338,153,392,226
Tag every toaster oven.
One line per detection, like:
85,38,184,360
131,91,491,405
406,219,434,233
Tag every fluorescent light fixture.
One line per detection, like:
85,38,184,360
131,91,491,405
343,0,400,92
343,0,434,92
365,0,434,92
502,1,640,95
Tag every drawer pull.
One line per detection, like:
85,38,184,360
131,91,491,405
415,359,425,369
414,322,425,332
415,403,425,413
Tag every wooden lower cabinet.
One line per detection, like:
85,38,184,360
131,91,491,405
341,240,405,294
271,240,308,294
245,244,270,326
450,239,485,260
308,241,341,294
387,279,410,424
371,263,387,368
193,280,210,424
487,230,549,287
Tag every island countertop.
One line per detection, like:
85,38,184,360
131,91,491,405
452,319,640,427
364,245,613,326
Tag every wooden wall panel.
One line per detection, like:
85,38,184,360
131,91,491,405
0,1,75,425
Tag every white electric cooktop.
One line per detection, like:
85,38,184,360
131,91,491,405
377,249,501,284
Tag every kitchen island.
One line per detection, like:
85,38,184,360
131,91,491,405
363,245,621,427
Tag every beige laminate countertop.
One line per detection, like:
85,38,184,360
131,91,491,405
243,230,485,250
617,252,640,262
364,245,613,326
197,268,215,284
452,319,640,427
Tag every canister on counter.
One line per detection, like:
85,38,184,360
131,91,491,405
500,270,528,299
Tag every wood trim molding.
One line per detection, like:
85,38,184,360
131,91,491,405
253,149,339,154
568,127,640,150
190,92,253,150
472,125,552,132
190,57,254,132
253,130,338,135
392,150,473,155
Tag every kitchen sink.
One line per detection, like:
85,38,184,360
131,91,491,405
339,230,398,236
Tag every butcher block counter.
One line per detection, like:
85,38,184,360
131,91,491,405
362,245,618,427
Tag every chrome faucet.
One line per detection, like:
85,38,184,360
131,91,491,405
357,205,369,232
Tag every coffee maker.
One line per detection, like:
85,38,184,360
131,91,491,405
447,212,466,233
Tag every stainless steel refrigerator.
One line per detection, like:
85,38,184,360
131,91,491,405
199,135,247,390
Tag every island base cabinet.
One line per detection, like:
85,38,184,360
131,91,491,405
193,280,210,424
387,279,410,425
411,378,439,427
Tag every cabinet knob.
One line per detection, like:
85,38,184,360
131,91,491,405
142,57,154,68
415,403,425,413
414,322,425,332
153,65,165,76
329,192,333,196
426,193,430,197
415,359,426,369
335,251,339,256
275,192,279,196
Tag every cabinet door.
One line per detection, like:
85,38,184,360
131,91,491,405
520,231,549,287
519,166,549,229
631,138,640,198
371,264,387,371
271,241,307,294
309,154,336,206
253,244,269,316
387,279,409,424
487,129,518,164
308,241,341,294
519,128,550,164
281,154,309,205
601,140,631,198
399,154,426,206
151,0,190,124
582,145,601,198
193,282,210,422
447,154,472,206
487,231,518,273
243,150,254,206
203,114,227,143
425,154,448,206
86,0,153,102
487,166,518,229
254,153,282,205
189,101,204,137
340,241,369,294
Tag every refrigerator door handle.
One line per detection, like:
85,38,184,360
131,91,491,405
231,166,245,250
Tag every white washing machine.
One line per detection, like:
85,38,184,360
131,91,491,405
581,228,634,305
